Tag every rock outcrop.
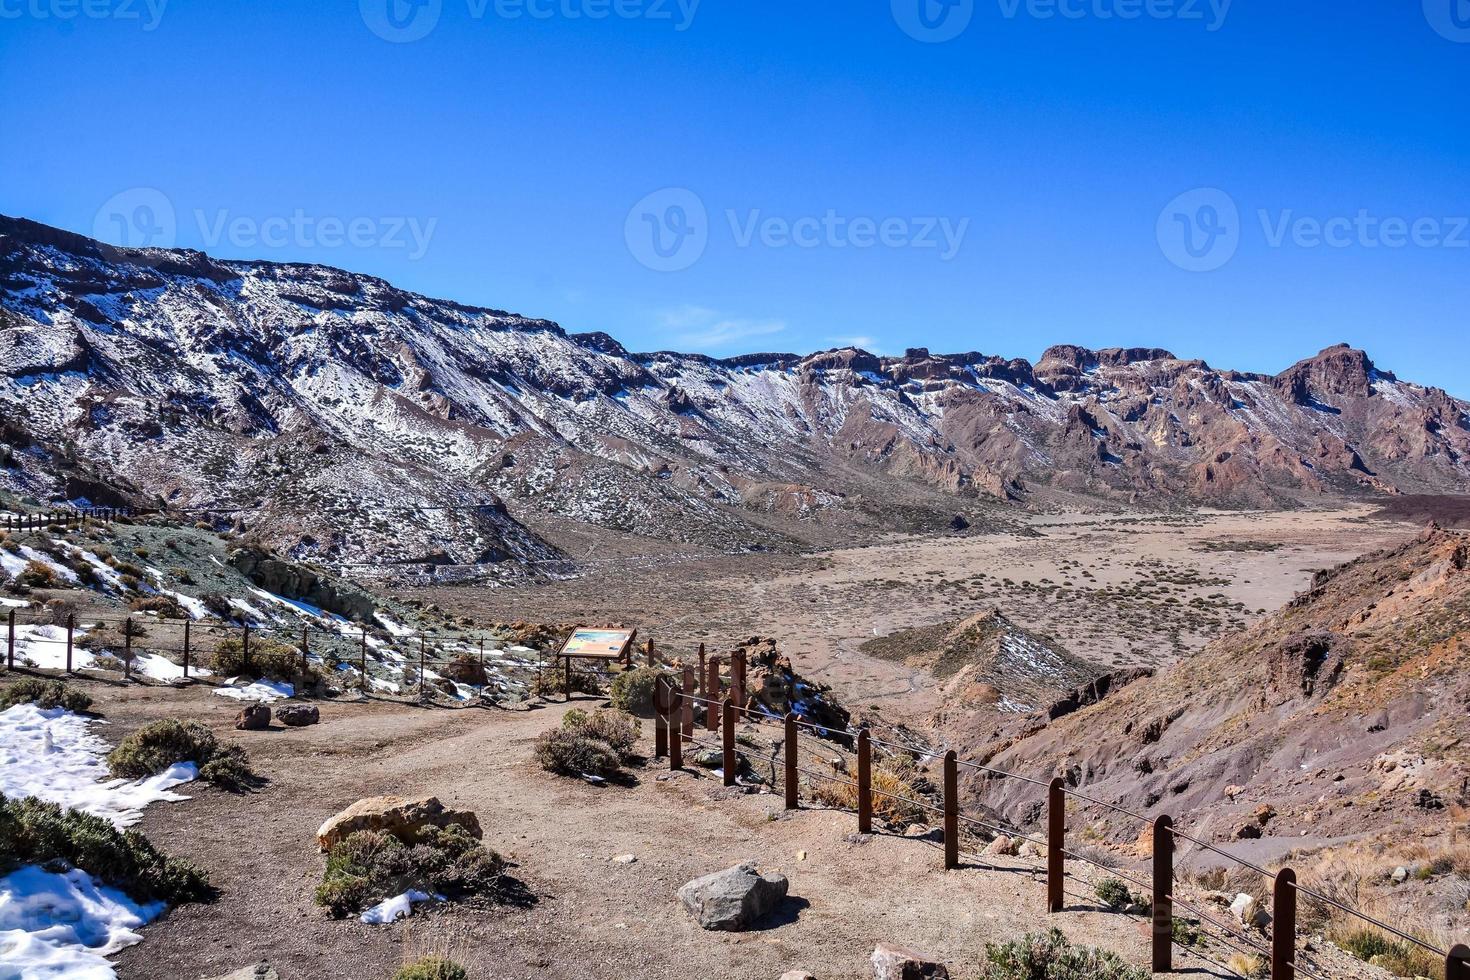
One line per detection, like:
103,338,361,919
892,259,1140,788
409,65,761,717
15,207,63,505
316,796,482,851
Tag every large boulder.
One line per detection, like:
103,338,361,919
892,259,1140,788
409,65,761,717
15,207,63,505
678,863,789,931
316,796,481,851
275,704,319,727
235,704,271,730
871,943,949,980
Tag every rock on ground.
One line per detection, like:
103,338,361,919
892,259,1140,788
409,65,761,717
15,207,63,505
315,796,482,851
276,704,320,727
203,964,281,980
871,943,949,980
235,705,271,730
678,862,789,931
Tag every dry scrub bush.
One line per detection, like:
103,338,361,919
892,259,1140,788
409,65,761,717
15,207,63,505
393,960,468,980
608,667,666,715
316,825,505,918
809,757,924,824
212,635,317,685
531,666,602,698
978,928,1149,980
533,709,641,779
107,719,259,792
0,678,92,713
17,560,58,588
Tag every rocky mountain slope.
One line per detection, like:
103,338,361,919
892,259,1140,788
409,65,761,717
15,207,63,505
966,527,1470,870
3,214,1468,574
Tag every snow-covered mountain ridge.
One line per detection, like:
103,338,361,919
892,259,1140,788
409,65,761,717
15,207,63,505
2,214,1467,572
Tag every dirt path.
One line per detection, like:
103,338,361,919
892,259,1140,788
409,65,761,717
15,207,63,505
86,680,1245,980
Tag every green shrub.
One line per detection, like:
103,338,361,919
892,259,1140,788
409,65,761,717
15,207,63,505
608,667,666,715
393,958,468,980
315,825,505,918
0,678,93,713
211,636,315,684
531,666,602,698
0,794,211,905
1094,877,1141,912
533,727,623,778
129,595,186,619
17,560,58,588
564,709,640,762
107,719,260,791
979,928,1149,980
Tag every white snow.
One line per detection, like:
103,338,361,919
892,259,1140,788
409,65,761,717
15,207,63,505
374,612,413,637
0,704,196,829
10,625,89,672
359,889,436,925
16,546,78,584
212,679,293,703
0,865,166,980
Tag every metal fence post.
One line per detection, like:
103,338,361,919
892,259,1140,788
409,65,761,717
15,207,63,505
1153,815,1174,973
1447,944,1470,980
784,712,799,810
654,677,668,759
1273,869,1297,980
65,614,74,674
1047,777,1065,913
721,698,736,786
705,656,720,730
944,751,959,870
681,664,695,735
301,624,310,680
669,686,683,770
857,728,872,834
183,619,191,678
242,622,250,676
419,635,426,693
123,619,133,680
361,629,368,679
7,608,15,670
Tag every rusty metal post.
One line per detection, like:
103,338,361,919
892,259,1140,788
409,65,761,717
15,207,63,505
6,608,13,670
419,635,426,693
944,751,959,870
1447,945,1470,980
1047,777,1065,913
1152,815,1174,973
241,622,250,676
731,650,746,716
1273,869,1297,980
479,638,485,674
645,637,655,667
360,629,368,679
670,685,683,770
784,712,798,810
65,614,74,673
681,664,695,735
563,654,571,703
697,642,706,695
721,698,736,786
301,624,310,680
654,677,668,759
183,619,191,678
857,728,872,834
705,656,720,730
124,619,133,680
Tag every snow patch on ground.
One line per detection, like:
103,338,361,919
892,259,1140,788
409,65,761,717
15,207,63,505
359,889,436,925
212,679,293,703
0,865,166,980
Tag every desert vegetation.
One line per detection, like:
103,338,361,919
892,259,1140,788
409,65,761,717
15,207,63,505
107,719,261,792
977,928,1149,979
315,825,506,918
0,677,93,712
534,709,642,779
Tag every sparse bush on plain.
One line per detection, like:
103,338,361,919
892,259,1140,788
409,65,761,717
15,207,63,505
0,794,212,905
129,594,186,619
564,709,640,762
393,958,468,980
533,727,623,779
1332,926,1444,979
531,666,602,699
442,653,488,687
0,678,93,713
212,635,316,685
809,757,924,824
315,825,505,918
608,667,666,715
107,719,260,791
978,928,1150,980
17,560,58,588
1094,877,1142,912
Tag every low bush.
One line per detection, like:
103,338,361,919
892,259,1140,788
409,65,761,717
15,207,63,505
533,727,623,779
564,709,640,762
129,595,186,619
531,666,602,698
315,825,505,918
1224,952,1266,978
17,560,58,588
809,757,924,824
1332,927,1444,979
0,794,212,905
0,678,93,713
978,928,1150,980
608,667,666,715
1094,877,1142,912
393,958,468,980
107,719,260,792
212,636,316,684
442,653,488,687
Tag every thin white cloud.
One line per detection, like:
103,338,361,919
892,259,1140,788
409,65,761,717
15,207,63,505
657,306,787,352
828,335,885,353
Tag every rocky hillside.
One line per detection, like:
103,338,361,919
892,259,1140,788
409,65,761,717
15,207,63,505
3,214,1468,572
966,527,1470,866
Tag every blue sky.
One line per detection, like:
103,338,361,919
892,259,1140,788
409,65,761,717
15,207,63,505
3,1,1468,394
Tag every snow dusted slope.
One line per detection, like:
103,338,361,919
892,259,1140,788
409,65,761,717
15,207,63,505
2,215,1468,571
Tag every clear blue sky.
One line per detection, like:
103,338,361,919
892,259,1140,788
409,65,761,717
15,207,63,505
3,1,1468,394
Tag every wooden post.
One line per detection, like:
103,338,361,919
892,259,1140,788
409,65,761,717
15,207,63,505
645,637,655,667
6,608,13,670
654,677,668,759
65,614,74,673
183,620,191,678
1273,869,1297,980
722,699,736,786
124,619,133,680
944,751,959,870
731,650,746,717
705,656,720,730
1047,777,1065,913
563,654,571,703
681,664,695,736
1447,945,1470,980
697,643,706,696
669,685,683,770
301,625,310,680
479,638,485,675
419,635,426,690
857,728,872,834
784,712,799,810
1152,815,1173,973
360,629,368,679
242,623,251,676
